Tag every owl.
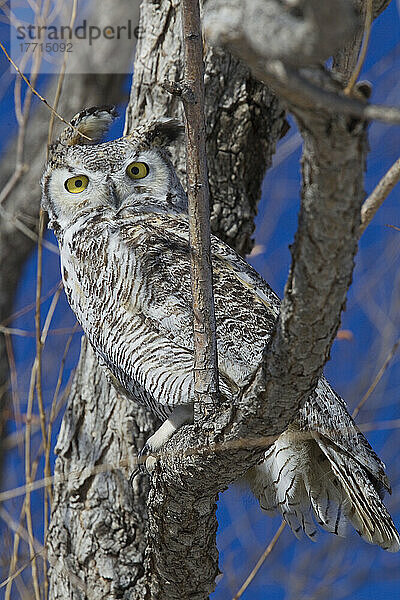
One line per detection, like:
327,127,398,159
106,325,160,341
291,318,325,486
42,106,399,552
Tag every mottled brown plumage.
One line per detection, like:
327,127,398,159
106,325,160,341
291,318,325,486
41,107,399,551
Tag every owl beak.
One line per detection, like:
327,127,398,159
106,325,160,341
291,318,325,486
108,179,121,209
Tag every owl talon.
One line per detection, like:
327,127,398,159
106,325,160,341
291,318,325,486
133,405,194,476
129,468,140,486
137,443,156,475
145,456,157,473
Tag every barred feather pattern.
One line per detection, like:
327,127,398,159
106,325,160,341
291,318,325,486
41,116,400,552
248,426,400,551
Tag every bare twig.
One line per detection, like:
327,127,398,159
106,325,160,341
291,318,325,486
4,333,20,445
5,363,73,600
4,369,74,451
0,325,78,337
0,204,59,254
0,41,91,141
359,418,400,433
10,265,63,599
1,501,85,595
35,211,47,446
1,281,62,327
44,323,79,508
34,210,49,598
34,208,54,597
1,551,44,591
0,506,44,556
3,406,400,500
360,156,400,233
47,0,78,147
181,0,219,414
40,287,62,345
261,62,400,125
352,338,400,420
232,521,286,600
0,163,28,205
24,361,41,600
5,435,43,600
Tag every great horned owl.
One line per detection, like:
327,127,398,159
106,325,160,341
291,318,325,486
42,106,399,552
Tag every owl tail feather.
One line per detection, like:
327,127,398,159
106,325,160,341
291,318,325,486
247,428,400,552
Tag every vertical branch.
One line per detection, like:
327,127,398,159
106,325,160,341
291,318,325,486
34,209,48,597
181,0,219,416
24,362,41,600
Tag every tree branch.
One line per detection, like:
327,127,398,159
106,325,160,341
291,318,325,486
360,155,400,234
204,0,400,126
125,4,285,257
204,0,360,67
333,1,391,85
181,0,219,414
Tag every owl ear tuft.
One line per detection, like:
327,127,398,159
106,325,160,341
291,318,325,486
59,105,119,147
141,118,185,148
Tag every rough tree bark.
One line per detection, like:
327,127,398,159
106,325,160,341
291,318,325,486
47,0,389,599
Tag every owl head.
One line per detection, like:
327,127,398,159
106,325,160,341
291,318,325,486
41,106,186,235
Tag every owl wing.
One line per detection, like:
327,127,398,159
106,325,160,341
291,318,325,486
300,377,390,491
117,209,280,401
209,222,389,492
114,209,397,549
97,209,257,409
117,209,388,489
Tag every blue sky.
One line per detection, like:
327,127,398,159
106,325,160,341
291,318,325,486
0,2,400,598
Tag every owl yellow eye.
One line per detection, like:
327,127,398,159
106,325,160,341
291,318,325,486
126,161,149,180
64,175,89,194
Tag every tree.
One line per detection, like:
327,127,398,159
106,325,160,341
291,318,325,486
1,1,399,599
48,2,285,597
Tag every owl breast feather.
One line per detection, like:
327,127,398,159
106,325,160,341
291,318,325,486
58,207,281,415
